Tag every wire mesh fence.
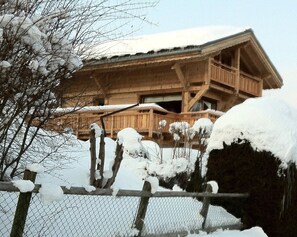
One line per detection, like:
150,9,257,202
0,182,248,237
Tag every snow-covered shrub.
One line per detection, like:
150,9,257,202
117,128,148,159
165,118,214,191
206,97,297,237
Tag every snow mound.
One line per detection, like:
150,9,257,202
207,97,297,168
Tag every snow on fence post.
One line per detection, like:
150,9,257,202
89,128,96,186
10,169,37,237
200,183,212,229
133,181,152,236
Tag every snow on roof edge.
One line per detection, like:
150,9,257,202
84,26,249,60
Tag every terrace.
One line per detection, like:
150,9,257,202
45,104,222,140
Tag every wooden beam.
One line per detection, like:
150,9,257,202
171,63,188,89
93,77,107,97
209,84,234,94
233,48,240,93
188,84,209,110
262,75,273,89
182,91,190,112
204,58,211,85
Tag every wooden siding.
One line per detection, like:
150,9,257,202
62,59,262,108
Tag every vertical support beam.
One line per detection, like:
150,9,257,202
11,170,37,237
182,91,190,112
233,48,241,93
204,58,212,85
148,108,154,138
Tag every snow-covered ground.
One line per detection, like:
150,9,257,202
0,133,259,236
6,97,294,236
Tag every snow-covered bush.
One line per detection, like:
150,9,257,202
118,128,148,158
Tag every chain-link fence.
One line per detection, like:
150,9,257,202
0,181,248,237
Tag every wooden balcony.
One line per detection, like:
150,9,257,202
45,105,222,140
210,60,262,96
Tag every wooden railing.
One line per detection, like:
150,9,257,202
210,60,236,87
45,107,222,140
210,60,262,96
239,72,261,96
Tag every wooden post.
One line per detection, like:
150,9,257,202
110,116,114,138
148,109,154,138
200,183,213,229
89,129,96,185
10,170,37,237
134,181,151,236
97,132,105,188
233,48,240,93
183,91,190,112
104,142,123,188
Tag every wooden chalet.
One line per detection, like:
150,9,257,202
52,27,283,140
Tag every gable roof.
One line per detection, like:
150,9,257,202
83,26,283,88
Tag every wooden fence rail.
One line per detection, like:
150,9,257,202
0,181,248,198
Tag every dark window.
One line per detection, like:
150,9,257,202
141,94,182,113
191,96,217,112
93,97,105,106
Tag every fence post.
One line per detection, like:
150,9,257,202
200,183,212,229
10,169,37,237
134,181,151,236
89,128,96,185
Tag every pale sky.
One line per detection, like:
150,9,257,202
133,0,297,107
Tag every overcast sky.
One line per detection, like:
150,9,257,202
133,0,297,107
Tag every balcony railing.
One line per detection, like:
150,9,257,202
211,61,236,87
210,60,262,96
45,105,222,140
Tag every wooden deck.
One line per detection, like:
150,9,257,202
45,106,221,140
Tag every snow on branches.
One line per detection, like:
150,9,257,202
0,1,83,180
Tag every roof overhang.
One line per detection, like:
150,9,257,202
80,28,283,89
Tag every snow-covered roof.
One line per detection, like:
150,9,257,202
86,26,248,60
207,97,297,168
